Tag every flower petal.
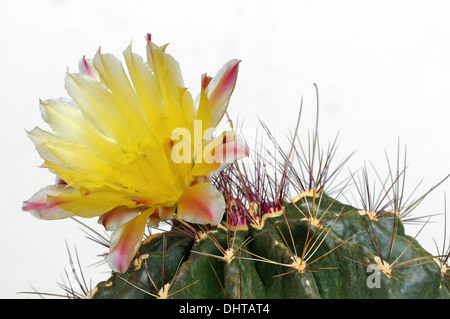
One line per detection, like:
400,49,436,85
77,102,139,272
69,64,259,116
106,208,154,273
27,127,64,167
191,131,249,176
42,141,121,184
213,132,249,172
33,181,139,218
148,205,176,226
93,49,150,135
123,44,164,130
41,160,124,192
146,38,189,127
196,59,240,129
39,98,122,167
52,192,138,218
98,206,142,232
201,73,212,90
78,56,99,81
64,72,133,144
22,184,75,220
176,182,225,225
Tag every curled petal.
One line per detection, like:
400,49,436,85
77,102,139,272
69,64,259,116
191,131,249,176
106,208,154,273
22,185,75,220
98,206,142,232
201,73,212,90
177,182,225,225
214,132,249,167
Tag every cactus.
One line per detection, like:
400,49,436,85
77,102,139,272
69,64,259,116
89,204,449,299
89,109,450,299
22,34,450,299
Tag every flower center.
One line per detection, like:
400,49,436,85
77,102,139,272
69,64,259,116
118,135,151,165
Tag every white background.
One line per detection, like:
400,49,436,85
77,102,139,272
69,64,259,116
1,0,450,298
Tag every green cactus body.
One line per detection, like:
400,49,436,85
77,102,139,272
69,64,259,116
90,192,450,299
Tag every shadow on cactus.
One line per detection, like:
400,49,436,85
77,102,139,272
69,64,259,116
22,35,450,299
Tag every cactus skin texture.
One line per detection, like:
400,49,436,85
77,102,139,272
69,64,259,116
90,191,450,299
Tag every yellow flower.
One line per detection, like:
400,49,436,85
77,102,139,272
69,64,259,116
23,34,248,272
